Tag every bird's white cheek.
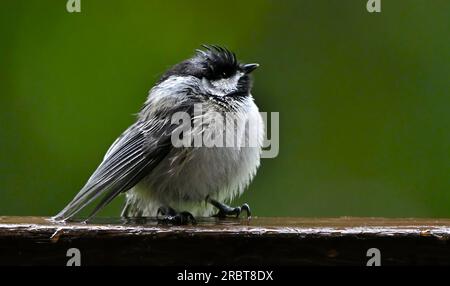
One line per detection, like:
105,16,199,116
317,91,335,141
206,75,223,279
208,73,242,96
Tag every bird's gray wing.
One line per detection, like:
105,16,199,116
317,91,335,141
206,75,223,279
53,119,173,221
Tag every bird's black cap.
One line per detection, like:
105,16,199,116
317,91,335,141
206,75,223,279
159,45,258,83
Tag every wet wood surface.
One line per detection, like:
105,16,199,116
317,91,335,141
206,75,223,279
1,216,450,265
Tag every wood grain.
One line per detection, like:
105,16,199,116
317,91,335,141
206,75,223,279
1,216,450,265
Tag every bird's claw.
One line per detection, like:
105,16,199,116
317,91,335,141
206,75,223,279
157,206,196,225
206,196,252,219
240,203,251,219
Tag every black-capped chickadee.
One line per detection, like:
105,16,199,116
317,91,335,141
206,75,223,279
54,45,264,224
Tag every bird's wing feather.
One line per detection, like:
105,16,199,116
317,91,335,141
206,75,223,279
53,119,172,221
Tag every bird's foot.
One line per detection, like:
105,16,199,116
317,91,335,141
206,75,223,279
156,206,196,225
206,196,251,219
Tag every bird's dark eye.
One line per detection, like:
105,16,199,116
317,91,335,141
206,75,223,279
220,70,234,78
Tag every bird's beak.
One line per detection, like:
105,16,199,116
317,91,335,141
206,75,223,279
243,63,259,74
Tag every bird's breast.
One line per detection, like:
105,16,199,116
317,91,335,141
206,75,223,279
127,99,263,215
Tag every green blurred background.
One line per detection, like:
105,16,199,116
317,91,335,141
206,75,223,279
0,0,449,217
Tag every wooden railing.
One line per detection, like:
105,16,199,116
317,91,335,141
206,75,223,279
1,216,450,265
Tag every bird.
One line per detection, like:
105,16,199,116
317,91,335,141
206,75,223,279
53,45,264,224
